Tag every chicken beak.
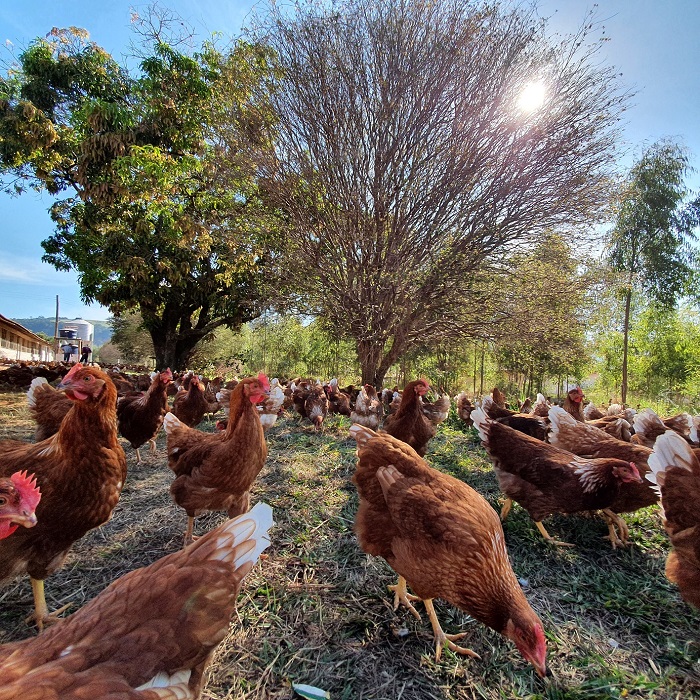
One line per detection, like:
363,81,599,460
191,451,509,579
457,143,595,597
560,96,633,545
11,512,38,529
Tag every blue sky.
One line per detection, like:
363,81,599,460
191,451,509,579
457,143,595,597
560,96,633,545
0,0,698,321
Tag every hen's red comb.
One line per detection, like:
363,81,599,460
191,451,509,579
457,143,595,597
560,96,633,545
62,363,84,382
10,471,41,511
257,372,271,392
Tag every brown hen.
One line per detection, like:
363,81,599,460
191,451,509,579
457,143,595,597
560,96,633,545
0,363,126,630
548,406,657,547
164,373,269,545
0,503,273,699
172,373,209,427
647,432,700,609
472,406,643,547
350,424,548,677
117,369,173,462
383,379,435,456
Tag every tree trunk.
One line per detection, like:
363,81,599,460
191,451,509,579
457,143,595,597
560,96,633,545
151,330,202,371
621,287,631,404
358,340,385,387
479,341,485,396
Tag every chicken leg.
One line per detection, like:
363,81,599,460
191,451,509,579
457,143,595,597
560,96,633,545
148,437,157,455
183,516,200,547
424,598,481,662
500,497,513,520
601,508,629,549
387,575,421,620
535,521,575,547
28,578,71,631
135,447,142,464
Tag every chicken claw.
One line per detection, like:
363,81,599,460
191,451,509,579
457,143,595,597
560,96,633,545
424,599,481,662
183,516,200,547
535,521,575,547
500,497,513,521
27,578,72,632
601,509,629,549
388,575,422,620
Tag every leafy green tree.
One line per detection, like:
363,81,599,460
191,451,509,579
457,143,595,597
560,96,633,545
0,24,280,369
606,140,700,402
254,0,628,385
631,305,700,400
109,311,155,365
492,232,589,396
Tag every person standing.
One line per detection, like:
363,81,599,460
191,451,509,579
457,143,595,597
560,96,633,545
61,343,72,362
80,345,92,364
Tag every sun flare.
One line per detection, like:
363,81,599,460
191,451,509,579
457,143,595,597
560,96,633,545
517,81,547,113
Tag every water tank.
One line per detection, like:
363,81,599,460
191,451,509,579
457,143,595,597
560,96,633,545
59,328,77,339
63,318,94,342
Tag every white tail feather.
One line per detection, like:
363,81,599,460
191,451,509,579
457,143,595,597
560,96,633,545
646,430,695,497
548,405,577,446
163,412,183,434
27,376,49,408
136,669,192,693
633,408,664,437
470,406,489,442
349,422,376,446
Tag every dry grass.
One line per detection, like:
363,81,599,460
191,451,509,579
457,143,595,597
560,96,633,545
1,391,699,699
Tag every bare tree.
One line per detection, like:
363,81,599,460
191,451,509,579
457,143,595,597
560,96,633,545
254,0,628,386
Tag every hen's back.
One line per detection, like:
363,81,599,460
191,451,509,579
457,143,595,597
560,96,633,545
0,503,273,698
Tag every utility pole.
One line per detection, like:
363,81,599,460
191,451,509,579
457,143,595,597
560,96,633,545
54,295,60,361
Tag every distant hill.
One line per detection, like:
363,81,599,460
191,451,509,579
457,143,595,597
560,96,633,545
12,316,112,346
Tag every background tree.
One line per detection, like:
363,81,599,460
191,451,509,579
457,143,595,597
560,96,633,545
254,0,628,385
109,311,155,365
0,23,281,369
606,140,700,402
491,232,589,396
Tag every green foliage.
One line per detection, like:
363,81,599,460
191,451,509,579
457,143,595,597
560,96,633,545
109,312,155,365
587,302,700,408
607,140,700,304
191,315,360,380
0,25,282,369
491,232,590,394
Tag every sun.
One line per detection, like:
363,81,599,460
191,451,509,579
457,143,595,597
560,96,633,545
517,81,547,113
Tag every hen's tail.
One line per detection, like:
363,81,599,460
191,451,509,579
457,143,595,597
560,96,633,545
548,405,578,439
646,430,698,498
470,406,490,444
187,501,274,568
27,376,51,408
633,408,665,440
163,411,184,435
646,431,700,608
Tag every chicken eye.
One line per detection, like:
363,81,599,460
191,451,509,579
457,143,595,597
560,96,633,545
0,497,7,506
83,375,93,382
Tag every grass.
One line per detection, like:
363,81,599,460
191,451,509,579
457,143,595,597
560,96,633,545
0,391,699,699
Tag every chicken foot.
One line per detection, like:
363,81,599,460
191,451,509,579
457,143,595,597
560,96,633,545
387,575,422,620
500,497,513,521
27,578,72,632
535,521,575,547
424,598,481,662
601,509,629,549
183,516,200,547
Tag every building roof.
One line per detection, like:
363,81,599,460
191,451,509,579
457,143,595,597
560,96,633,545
0,314,54,347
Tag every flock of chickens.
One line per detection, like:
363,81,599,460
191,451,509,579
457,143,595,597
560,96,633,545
0,364,698,697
